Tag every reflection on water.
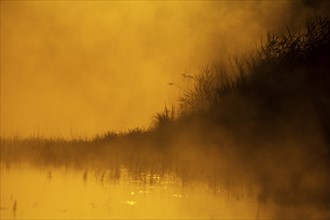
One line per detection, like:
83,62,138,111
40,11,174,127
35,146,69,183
0,164,264,219
0,163,326,219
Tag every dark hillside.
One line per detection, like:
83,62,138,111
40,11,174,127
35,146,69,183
1,17,330,216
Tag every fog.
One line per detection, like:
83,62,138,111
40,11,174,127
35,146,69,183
1,1,330,219
2,1,328,138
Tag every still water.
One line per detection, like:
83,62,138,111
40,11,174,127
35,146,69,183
0,164,286,219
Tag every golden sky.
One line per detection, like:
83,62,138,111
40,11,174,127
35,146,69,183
0,1,323,138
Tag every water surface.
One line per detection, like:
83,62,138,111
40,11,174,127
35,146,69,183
1,164,274,219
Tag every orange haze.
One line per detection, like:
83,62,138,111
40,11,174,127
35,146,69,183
1,1,326,138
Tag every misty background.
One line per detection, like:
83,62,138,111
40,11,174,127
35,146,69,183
1,0,329,138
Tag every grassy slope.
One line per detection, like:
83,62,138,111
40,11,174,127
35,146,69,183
1,17,330,212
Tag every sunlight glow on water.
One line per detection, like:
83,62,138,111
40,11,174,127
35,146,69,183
0,163,296,219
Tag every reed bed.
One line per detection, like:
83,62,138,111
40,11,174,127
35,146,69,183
1,17,330,213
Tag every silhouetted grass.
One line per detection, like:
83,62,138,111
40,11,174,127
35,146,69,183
153,104,175,128
1,17,329,216
178,17,329,118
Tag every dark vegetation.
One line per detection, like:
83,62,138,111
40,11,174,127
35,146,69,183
1,17,330,216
